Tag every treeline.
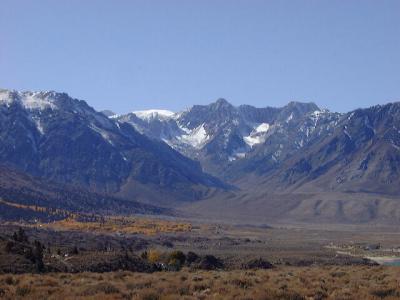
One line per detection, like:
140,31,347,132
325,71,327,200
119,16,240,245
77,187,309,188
0,202,65,222
4,228,45,272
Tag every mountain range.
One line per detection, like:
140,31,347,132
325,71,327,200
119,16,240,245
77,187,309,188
1,88,400,224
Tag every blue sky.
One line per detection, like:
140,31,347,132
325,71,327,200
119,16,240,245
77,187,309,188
1,0,399,113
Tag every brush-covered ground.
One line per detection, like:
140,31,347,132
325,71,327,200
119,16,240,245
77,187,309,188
0,266,400,299
1,219,400,299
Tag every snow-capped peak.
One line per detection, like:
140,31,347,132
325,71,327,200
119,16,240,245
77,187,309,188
0,89,57,110
0,89,18,105
131,109,175,121
20,91,57,110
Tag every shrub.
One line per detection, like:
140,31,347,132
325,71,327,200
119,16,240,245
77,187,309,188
168,251,186,265
193,275,203,282
230,278,253,289
126,281,152,290
198,255,223,270
370,288,398,298
101,283,120,295
13,228,28,243
186,251,199,264
313,289,328,300
276,290,305,300
178,285,190,295
140,251,148,260
147,249,161,263
16,286,30,297
4,241,14,253
167,258,182,271
193,283,209,291
140,291,160,300
82,283,120,296
32,240,45,272
70,246,79,255
161,241,174,248
243,258,274,270
4,276,14,285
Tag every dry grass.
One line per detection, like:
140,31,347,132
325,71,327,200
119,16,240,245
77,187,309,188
0,198,192,236
0,266,399,299
22,216,192,236
40,217,191,235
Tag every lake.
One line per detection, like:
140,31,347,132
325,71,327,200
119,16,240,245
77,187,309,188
382,259,400,266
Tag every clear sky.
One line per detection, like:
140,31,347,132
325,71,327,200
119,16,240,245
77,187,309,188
1,0,399,114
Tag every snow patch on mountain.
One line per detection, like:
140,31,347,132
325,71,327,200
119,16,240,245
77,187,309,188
229,150,247,161
132,109,175,121
254,123,270,133
343,126,352,140
32,118,45,135
0,89,64,134
391,140,400,151
22,92,57,110
89,124,115,146
178,123,209,149
243,135,264,147
243,123,270,148
0,90,15,106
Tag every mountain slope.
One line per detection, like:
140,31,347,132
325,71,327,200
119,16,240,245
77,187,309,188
115,98,400,224
182,102,400,225
0,89,226,205
261,102,400,195
0,164,168,221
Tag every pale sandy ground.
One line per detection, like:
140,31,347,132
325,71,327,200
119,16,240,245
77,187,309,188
365,256,400,265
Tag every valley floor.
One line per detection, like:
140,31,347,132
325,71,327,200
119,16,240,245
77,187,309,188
2,219,400,299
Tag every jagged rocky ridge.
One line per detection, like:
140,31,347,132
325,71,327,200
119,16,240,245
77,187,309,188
114,98,342,178
115,98,400,194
